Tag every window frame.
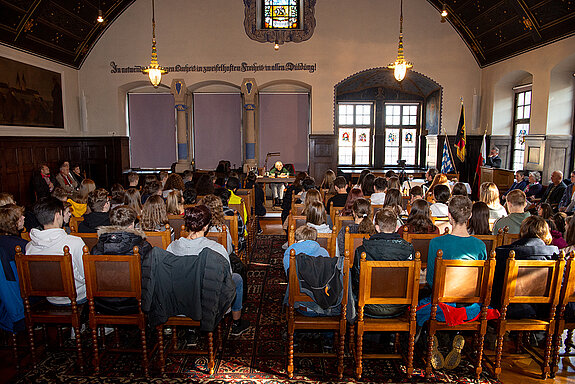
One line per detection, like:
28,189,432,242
511,85,532,172
337,102,375,166
383,102,421,167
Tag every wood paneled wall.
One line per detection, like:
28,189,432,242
0,136,129,208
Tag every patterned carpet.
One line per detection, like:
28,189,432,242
8,235,499,383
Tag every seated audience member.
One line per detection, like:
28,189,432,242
398,199,439,236
493,216,559,318
162,173,185,198
336,198,376,258
159,171,169,188
26,197,86,305
562,217,575,254
552,212,567,237
127,171,140,189
492,190,530,235
110,184,125,209
467,202,491,235
269,161,290,206
214,188,246,252
302,189,323,216
546,219,567,248
299,177,317,205
541,170,567,207
0,193,15,207
31,163,54,200
166,190,184,215
387,176,401,191
140,195,173,240
451,182,468,198
0,204,27,332
525,171,543,200
141,180,162,205
193,174,214,197
326,176,349,212
385,170,398,179
226,177,248,225
306,201,331,234
200,195,235,255
370,177,388,205
409,186,424,204
559,171,575,212
485,147,502,168
70,164,84,186
504,170,528,197
430,184,450,217
283,225,329,274
479,182,507,220
538,203,553,220
281,172,308,224
51,187,68,203
244,171,266,218
423,168,438,190
384,188,406,222
55,161,78,193
183,187,198,205
361,173,376,197
426,173,449,200
352,208,414,318
182,170,194,190
91,206,152,314
354,169,371,190
124,188,143,216
320,169,337,202
68,179,96,218
78,189,111,233
340,188,364,216
167,205,250,336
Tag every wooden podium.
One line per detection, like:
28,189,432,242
480,167,514,192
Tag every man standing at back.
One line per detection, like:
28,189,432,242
26,197,86,305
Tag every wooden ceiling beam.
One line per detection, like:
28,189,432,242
507,0,542,42
14,0,44,42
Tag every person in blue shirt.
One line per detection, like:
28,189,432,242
283,225,329,275
503,170,528,199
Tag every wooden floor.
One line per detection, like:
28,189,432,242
258,208,575,384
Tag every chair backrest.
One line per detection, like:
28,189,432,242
144,224,171,249
288,248,350,308
167,214,185,239
236,188,254,218
69,216,84,232
401,195,410,210
82,246,142,301
472,233,503,254
224,212,239,253
402,230,445,267
183,203,197,209
228,199,246,224
501,250,566,312
15,245,77,301
70,232,99,250
20,230,31,241
330,206,344,221
502,227,520,246
558,253,575,321
180,225,228,250
334,215,354,236
371,204,384,216
357,251,421,311
288,223,335,256
291,203,305,216
432,217,451,234
288,215,307,235
431,250,497,306
344,227,371,265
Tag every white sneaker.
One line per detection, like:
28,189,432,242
70,323,87,339
282,241,289,250
98,327,114,337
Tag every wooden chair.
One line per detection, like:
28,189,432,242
291,203,305,216
371,204,384,216
425,249,497,380
402,228,445,268
70,232,99,251
229,198,247,226
14,246,84,373
143,224,172,249
488,250,566,380
286,248,350,379
334,215,355,237
330,206,344,222
287,214,307,234
20,230,31,241
551,252,575,376
69,216,84,232
224,212,243,260
355,251,422,379
502,226,520,245
472,233,503,254
181,225,228,251
236,187,255,252
167,214,185,239
344,227,371,265
431,216,452,234
287,223,334,256
82,246,148,375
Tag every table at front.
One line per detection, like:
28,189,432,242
256,176,296,202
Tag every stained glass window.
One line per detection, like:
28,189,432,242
337,103,373,165
384,104,420,166
263,0,299,29
512,88,531,171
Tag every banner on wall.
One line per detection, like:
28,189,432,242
110,61,317,74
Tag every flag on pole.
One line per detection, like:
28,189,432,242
455,102,466,162
475,132,486,186
441,138,455,174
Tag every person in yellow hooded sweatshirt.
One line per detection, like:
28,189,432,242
67,179,95,217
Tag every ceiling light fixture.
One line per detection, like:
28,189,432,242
141,0,167,87
440,3,448,23
274,39,280,51
387,0,412,82
97,0,104,23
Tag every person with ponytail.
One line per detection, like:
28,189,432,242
336,198,376,258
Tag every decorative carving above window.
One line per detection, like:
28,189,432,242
243,0,316,45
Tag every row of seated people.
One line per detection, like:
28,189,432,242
281,194,575,379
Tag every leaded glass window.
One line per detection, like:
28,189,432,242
384,104,419,166
512,88,531,171
337,103,373,166
263,0,299,29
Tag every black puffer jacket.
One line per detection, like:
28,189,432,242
141,247,236,331
78,212,111,233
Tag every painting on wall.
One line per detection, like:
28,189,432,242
0,56,64,128
425,89,441,135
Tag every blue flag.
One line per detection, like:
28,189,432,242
441,139,455,174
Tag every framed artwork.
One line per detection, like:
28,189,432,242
425,89,441,135
0,56,64,128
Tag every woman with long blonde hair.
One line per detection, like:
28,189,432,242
479,182,507,220
166,190,184,215
141,195,174,240
124,188,143,216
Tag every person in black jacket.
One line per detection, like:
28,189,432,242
31,163,54,201
493,215,559,319
91,205,152,315
485,147,502,168
78,188,110,233
353,208,414,318
541,171,567,208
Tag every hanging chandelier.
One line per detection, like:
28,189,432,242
142,0,167,87
387,0,413,82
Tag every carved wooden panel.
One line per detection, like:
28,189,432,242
309,134,337,182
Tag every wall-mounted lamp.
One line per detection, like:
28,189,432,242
440,4,448,23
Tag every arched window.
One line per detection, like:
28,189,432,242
512,84,531,171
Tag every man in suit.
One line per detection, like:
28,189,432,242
485,147,502,168
541,170,567,207
31,163,54,201
559,171,575,212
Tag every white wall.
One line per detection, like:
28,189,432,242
77,0,480,137
0,46,81,136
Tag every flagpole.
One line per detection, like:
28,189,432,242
472,128,487,188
